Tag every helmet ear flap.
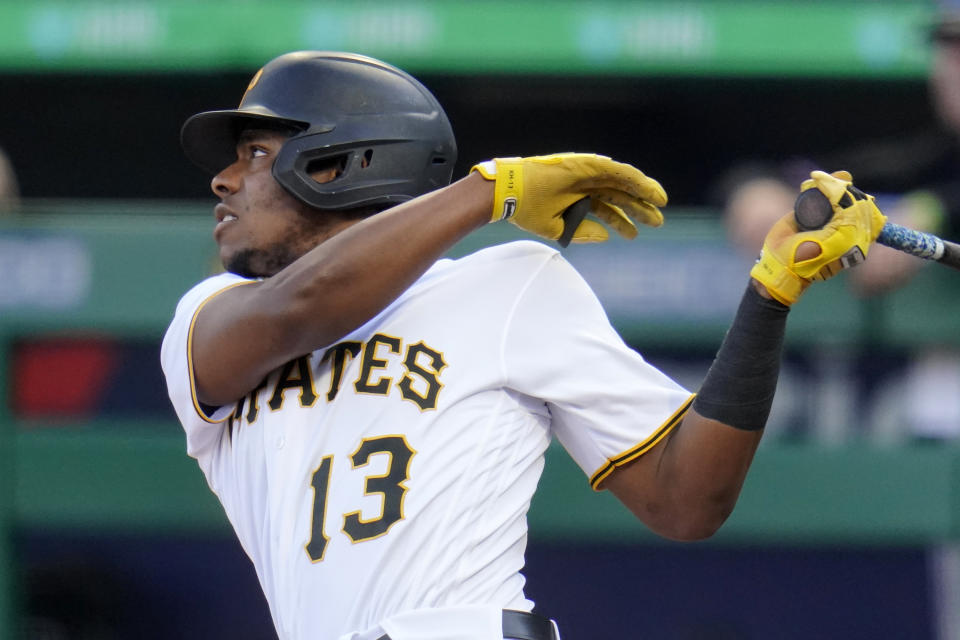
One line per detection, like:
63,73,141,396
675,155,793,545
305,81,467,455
303,154,348,184
272,136,365,210
273,127,452,211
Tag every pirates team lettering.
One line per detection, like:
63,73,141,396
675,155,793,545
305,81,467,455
231,335,446,424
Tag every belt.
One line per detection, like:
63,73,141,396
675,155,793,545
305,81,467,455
375,609,558,640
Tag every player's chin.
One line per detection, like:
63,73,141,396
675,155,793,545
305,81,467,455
223,248,264,279
223,246,294,279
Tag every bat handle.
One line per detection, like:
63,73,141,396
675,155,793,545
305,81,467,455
877,222,960,270
558,197,591,248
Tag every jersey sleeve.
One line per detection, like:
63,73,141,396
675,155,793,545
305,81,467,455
160,272,254,464
501,250,694,490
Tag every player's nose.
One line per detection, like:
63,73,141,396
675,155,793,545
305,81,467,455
211,161,242,197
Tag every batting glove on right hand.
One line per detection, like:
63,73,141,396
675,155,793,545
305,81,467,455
750,170,887,306
470,153,667,243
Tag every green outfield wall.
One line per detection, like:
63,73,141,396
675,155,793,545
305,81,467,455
0,1,936,77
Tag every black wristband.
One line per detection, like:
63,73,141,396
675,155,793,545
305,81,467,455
692,283,789,431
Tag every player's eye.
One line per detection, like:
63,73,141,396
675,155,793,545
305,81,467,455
251,145,269,158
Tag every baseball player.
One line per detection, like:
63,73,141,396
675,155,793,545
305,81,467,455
160,51,885,640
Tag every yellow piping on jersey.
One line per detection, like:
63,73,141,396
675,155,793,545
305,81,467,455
589,393,696,491
187,281,255,423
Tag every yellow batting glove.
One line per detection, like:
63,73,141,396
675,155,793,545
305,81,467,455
470,153,667,243
750,170,887,306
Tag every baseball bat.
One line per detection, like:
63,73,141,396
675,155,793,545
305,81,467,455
793,188,960,271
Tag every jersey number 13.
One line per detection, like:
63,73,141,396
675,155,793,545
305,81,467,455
305,435,415,562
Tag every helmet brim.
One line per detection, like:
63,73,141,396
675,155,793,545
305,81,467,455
180,109,309,175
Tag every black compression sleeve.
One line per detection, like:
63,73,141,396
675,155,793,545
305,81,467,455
691,283,790,431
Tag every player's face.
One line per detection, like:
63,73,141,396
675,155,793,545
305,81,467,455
210,129,350,278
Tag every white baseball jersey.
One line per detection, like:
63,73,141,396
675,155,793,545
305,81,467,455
161,240,693,640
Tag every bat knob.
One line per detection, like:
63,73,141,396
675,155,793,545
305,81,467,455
794,188,833,231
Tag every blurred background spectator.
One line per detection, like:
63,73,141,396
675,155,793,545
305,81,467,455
0,145,19,214
716,1,960,444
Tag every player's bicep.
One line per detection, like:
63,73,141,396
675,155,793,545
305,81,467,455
600,425,705,540
603,408,762,541
600,433,670,514
191,280,299,407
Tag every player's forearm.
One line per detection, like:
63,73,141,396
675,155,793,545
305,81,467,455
265,171,492,345
651,280,789,538
691,281,788,430
606,281,787,540
193,173,492,406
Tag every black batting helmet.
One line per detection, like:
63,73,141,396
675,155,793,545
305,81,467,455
180,51,457,211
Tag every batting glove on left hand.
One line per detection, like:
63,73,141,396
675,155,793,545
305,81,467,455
750,170,887,306
470,153,667,243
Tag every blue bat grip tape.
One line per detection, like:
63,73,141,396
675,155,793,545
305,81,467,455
877,222,944,260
